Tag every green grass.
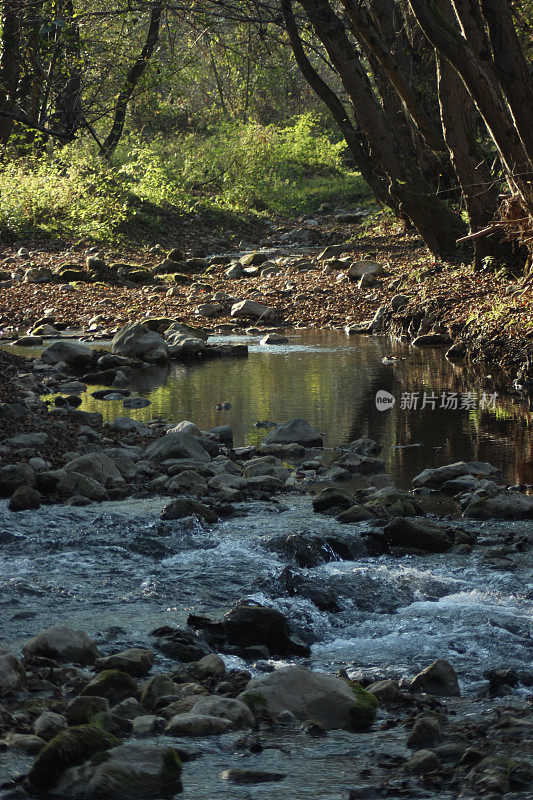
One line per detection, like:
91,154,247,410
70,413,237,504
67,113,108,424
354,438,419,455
0,115,370,243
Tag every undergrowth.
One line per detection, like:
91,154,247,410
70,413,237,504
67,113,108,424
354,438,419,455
0,115,369,243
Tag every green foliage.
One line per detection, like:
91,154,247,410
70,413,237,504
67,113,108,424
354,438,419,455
0,117,367,242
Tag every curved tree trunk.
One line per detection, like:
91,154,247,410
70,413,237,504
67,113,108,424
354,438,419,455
298,0,467,255
281,0,394,208
102,0,163,159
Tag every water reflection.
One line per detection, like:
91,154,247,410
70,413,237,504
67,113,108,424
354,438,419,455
61,330,532,488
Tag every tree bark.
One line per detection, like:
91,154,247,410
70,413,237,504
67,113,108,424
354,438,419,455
298,0,467,255
339,0,446,154
281,0,393,208
408,0,533,215
479,0,533,159
0,0,22,145
102,0,163,159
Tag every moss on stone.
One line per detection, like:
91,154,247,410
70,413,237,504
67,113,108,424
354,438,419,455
162,747,182,782
239,691,267,713
80,669,139,703
28,724,120,791
348,681,379,731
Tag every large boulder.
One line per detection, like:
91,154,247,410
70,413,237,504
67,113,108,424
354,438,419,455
22,625,100,665
112,322,168,363
53,742,182,799
263,418,323,447
0,647,26,691
41,341,93,369
167,334,206,359
56,471,108,501
230,300,274,319
463,493,533,519
239,667,377,731
63,453,123,488
145,432,211,463
413,461,501,489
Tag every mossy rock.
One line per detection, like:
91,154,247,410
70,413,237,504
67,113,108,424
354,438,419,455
80,670,139,703
163,747,182,781
28,725,120,790
348,681,379,731
239,691,267,713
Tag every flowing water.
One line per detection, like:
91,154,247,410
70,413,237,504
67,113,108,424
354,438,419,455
1,331,532,798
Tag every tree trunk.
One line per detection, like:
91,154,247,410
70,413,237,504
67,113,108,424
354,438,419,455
479,0,533,159
0,0,22,145
408,0,533,216
281,0,394,208
298,0,466,255
102,0,163,159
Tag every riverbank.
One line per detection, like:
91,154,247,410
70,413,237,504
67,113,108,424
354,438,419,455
1,209,531,393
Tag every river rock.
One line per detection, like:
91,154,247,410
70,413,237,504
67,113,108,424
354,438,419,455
412,333,452,347
413,461,501,489
230,300,274,319
260,333,288,345
242,456,289,482
410,659,460,696
166,713,232,736
28,725,120,791
81,670,139,703
0,463,35,496
463,493,533,519
167,333,206,358
53,742,182,798
366,679,401,703
347,260,384,279
263,418,323,447
33,711,68,741
383,517,452,552
190,697,254,729
167,420,202,436
145,432,211,462
141,675,180,711
95,648,154,677
112,322,168,363
41,341,93,368
161,498,218,523
63,453,123,488
57,471,107,501
0,647,26,691
407,715,442,748
222,603,310,656
4,733,46,754
65,696,110,726
22,625,100,665
221,769,287,784
188,653,226,679
8,485,41,511
407,749,442,773
239,667,377,731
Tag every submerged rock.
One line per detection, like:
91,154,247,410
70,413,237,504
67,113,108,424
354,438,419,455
23,625,100,665
383,517,452,552
239,666,377,731
263,417,323,447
